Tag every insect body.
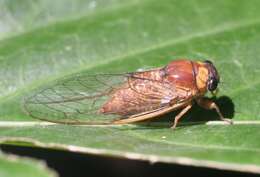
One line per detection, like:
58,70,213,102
24,59,232,128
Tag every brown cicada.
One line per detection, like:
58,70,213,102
24,59,232,128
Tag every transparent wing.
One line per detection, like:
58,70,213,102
23,71,182,124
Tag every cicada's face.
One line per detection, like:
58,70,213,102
204,60,220,92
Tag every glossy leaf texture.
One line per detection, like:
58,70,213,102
0,0,260,174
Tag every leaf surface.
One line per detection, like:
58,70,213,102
0,0,260,173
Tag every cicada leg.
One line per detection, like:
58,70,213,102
196,97,233,124
171,104,192,129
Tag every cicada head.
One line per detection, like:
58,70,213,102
191,60,220,95
204,60,220,92
163,59,220,96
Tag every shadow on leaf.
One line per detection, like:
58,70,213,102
130,95,234,130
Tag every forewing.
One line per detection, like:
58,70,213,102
23,71,184,124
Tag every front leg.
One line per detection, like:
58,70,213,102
196,97,233,124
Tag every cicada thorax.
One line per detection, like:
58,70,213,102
164,60,197,96
99,60,209,117
165,59,209,96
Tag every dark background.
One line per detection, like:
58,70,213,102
1,145,259,177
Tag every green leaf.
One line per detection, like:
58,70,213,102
0,151,56,177
1,0,260,174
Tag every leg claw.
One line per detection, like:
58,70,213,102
222,118,233,125
170,124,176,129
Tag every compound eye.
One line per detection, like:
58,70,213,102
208,77,218,91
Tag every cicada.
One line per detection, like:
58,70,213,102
24,59,232,128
